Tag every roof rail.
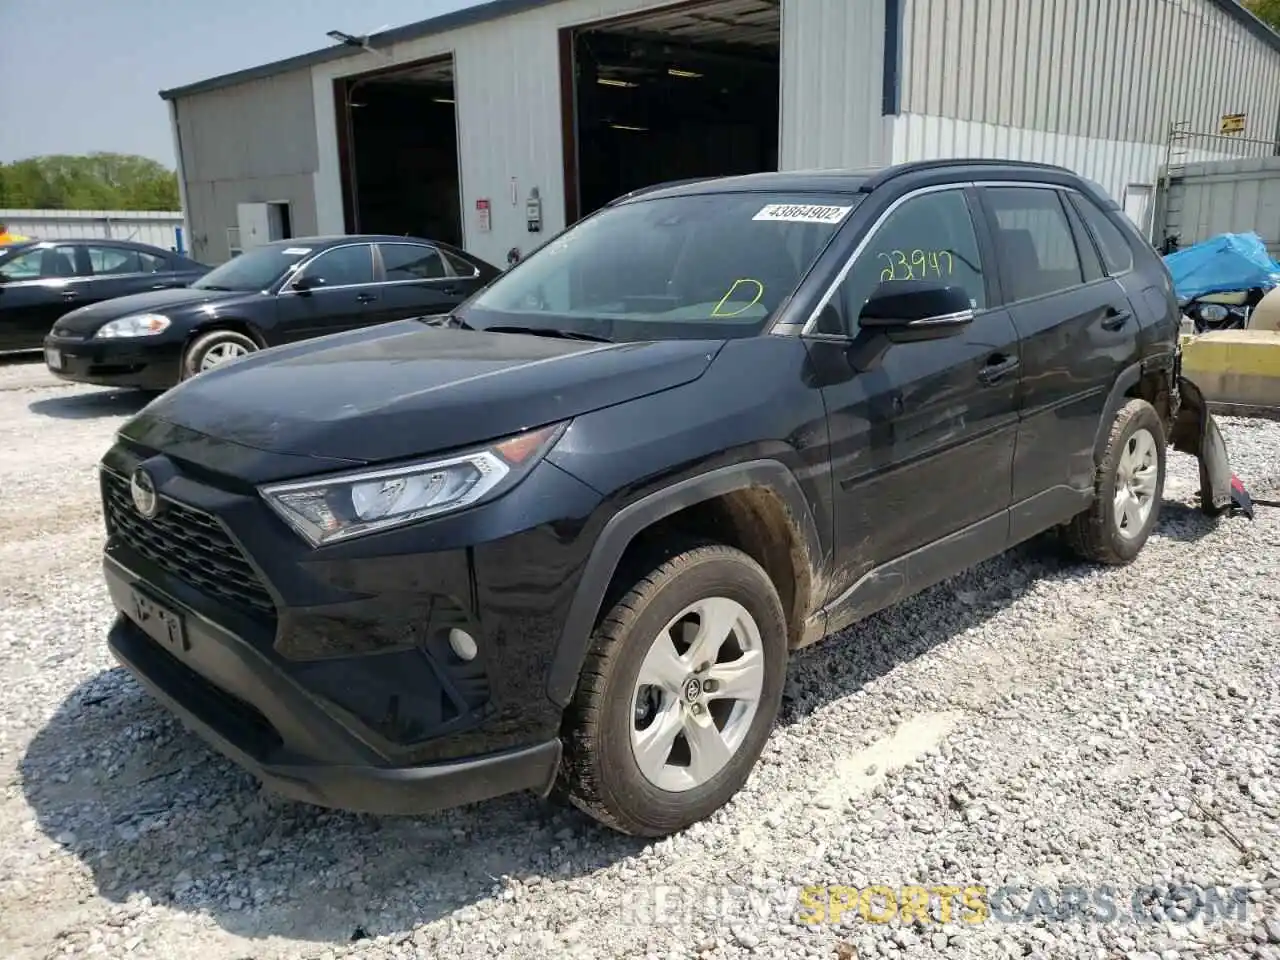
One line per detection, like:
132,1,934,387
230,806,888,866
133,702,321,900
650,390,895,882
859,157,1077,191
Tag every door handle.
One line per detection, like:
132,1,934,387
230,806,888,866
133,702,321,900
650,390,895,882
1101,309,1132,331
978,354,1019,385
441,284,461,296
61,290,79,301
356,293,377,303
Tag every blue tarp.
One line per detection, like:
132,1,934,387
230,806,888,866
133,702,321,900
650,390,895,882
1163,232,1280,301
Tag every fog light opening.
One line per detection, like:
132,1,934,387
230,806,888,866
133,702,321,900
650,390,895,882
448,628,478,662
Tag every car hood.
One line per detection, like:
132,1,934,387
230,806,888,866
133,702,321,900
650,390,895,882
135,319,723,463
52,287,257,335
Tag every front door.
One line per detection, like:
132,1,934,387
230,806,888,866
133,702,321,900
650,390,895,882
371,241,479,326
0,244,86,351
272,242,379,344
977,185,1141,517
807,186,1020,628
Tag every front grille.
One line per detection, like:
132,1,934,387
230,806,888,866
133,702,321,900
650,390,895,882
103,471,277,623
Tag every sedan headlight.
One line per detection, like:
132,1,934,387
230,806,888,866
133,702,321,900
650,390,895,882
259,422,568,546
94,314,171,338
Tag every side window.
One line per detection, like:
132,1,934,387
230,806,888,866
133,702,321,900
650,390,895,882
297,245,375,287
378,243,447,281
0,248,48,280
983,187,1084,302
829,189,987,334
87,246,143,276
1071,195,1135,275
138,251,168,274
440,248,480,278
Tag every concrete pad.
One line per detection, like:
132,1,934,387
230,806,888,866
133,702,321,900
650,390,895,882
1181,329,1280,414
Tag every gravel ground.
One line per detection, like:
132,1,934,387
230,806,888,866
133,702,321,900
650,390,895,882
1,358,1279,960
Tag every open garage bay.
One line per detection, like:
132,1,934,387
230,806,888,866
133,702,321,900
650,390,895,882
1,360,1279,960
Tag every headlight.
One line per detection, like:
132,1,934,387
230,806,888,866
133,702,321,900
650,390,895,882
259,421,568,547
94,314,171,338
1197,304,1229,322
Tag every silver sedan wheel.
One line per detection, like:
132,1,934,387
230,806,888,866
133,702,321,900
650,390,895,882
1114,426,1159,539
199,340,252,371
630,596,765,793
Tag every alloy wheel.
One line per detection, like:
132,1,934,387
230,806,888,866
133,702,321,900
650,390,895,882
1114,426,1158,539
630,596,765,792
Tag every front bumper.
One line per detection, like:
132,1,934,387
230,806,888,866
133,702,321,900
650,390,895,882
43,333,181,390
98,430,606,813
106,601,561,815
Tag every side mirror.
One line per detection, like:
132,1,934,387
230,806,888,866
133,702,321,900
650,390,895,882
291,274,321,294
858,280,975,342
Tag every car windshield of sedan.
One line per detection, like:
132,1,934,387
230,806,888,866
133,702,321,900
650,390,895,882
457,192,862,341
191,244,313,292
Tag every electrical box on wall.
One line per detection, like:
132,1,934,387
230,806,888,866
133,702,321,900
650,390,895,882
476,198,491,233
526,187,542,233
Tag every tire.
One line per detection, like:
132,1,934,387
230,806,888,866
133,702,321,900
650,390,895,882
558,541,788,837
1064,398,1166,565
181,329,259,380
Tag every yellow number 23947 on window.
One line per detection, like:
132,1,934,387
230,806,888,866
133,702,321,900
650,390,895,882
878,249,954,282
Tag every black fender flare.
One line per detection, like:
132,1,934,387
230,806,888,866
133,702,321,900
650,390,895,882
1092,360,1144,464
545,458,823,708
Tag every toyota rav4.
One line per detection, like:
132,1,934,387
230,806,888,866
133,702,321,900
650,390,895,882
98,159,1233,837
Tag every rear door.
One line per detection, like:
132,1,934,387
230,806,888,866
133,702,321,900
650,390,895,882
976,184,1140,520
272,242,378,343
371,242,478,326
80,245,177,308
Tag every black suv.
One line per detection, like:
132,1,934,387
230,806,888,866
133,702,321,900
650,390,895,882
99,159,1204,837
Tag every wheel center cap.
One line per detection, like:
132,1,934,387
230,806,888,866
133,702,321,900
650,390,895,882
682,676,703,703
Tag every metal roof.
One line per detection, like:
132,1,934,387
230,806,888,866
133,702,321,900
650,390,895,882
158,0,1280,102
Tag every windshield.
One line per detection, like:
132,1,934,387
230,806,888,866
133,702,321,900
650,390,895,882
192,243,314,292
458,192,861,341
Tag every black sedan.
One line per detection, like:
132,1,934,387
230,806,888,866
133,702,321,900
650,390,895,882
0,239,210,353
42,234,500,390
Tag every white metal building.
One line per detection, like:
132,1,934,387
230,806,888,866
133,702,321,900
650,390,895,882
160,0,1280,267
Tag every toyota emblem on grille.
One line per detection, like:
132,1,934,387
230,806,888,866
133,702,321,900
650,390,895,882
130,468,160,519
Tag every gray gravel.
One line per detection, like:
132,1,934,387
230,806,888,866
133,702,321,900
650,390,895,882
1,359,1279,960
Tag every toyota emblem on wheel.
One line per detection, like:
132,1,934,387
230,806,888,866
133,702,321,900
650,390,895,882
130,468,160,519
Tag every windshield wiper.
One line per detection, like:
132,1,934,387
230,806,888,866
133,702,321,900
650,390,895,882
483,325,612,343
195,284,231,291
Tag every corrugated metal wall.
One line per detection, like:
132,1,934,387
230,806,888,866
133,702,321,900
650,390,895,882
1163,156,1280,255
900,0,1280,147
0,210,184,249
174,70,321,264
778,0,888,171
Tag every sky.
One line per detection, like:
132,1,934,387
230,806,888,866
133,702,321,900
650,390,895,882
0,0,477,168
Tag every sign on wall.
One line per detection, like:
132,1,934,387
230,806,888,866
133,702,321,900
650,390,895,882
1220,113,1246,135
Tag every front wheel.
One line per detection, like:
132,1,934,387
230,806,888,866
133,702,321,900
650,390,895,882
1065,398,1166,565
181,329,258,380
558,542,788,837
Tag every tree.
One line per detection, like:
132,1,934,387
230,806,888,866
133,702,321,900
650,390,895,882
0,153,179,211
1245,0,1280,32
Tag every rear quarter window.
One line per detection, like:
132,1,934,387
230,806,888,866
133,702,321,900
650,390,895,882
1071,195,1135,276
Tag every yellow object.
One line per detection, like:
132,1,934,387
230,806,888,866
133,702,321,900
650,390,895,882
0,230,30,246
1181,329,1280,411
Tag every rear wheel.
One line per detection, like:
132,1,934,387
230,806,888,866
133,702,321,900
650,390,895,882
558,542,787,837
1065,398,1166,564
181,329,258,380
